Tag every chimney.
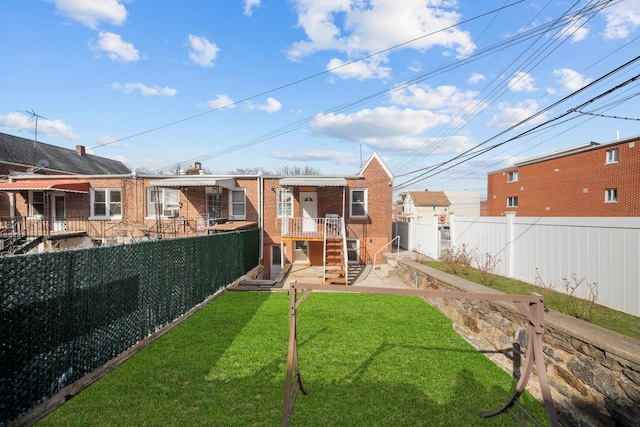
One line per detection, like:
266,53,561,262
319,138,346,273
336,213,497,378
187,162,203,175
76,145,86,156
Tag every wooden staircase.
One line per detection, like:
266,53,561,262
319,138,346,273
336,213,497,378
324,237,347,285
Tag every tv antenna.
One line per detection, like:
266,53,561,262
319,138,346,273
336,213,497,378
26,109,47,166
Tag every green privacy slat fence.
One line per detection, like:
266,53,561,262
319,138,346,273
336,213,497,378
0,229,259,426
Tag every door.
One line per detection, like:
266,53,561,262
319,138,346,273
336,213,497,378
300,192,317,233
270,244,283,279
52,195,66,232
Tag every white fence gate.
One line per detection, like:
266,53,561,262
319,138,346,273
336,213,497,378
394,214,640,316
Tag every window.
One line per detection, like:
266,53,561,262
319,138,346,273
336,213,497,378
346,238,360,263
147,188,180,217
507,196,518,208
230,189,246,219
606,148,618,164
91,189,122,219
605,188,617,203
207,187,223,219
350,189,367,218
507,170,519,182
276,188,293,217
29,191,45,217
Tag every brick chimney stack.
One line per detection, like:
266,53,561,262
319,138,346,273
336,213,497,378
76,145,86,156
187,162,202,175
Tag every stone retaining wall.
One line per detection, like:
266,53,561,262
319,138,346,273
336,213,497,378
394,258,640,427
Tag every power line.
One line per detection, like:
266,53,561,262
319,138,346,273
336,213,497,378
156,0,597,173
88,1,524,152
394,60,640,190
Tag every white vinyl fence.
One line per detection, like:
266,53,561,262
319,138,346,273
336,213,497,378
395,213,640,316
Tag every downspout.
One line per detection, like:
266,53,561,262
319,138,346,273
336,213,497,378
257,172,263,265
8,176,15,219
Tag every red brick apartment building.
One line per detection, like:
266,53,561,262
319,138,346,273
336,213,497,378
487,135,640,216
1,134,393,284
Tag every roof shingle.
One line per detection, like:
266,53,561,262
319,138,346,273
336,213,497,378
0,132,130,175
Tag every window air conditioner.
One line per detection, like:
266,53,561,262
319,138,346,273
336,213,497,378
163,208,179,217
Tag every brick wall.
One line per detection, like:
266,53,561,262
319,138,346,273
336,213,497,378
487,139,640,216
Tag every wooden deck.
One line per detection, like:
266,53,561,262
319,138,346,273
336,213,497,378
206,221,258,233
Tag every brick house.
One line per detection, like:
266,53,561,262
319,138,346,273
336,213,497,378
486,135,640,216
1,149,394,285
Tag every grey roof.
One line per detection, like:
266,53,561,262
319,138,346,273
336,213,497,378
279,177,348,187
149,177,237,189
0,132,130,175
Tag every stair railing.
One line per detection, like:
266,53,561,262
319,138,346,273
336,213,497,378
372,236,400,273
340,217,348,284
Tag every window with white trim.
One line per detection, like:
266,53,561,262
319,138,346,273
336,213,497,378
507,196,518,208
605,188,617,203
507,170,518,182
606,148,618,164
147,188,180,217
206,187,223,219
29,191,45,217
276,188,293,217
230,189,246,219
91,189,122,219
350,189,367,218
346,238,360,263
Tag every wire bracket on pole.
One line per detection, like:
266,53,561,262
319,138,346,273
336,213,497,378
281,283,560,427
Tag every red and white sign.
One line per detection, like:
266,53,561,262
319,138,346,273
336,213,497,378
439,215,446,223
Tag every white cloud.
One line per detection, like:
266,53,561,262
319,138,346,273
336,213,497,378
390,84,488,116
244,0,261,16
602,1,640,40
487,100,547,129
96,134,128,147
287,0,475,80
310,106,457,153
509,71,536,92
270,149,356,164
559,16,589,43
207,94,236,109
258,97,282,113
468,72,485,84
188,34,220,67
92,32,140,62
49,0,128,29
327,56,391,80
0,112,79,140
112,82,177,96
553,68,593,92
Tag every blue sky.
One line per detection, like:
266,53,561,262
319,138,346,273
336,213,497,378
1,0,639,197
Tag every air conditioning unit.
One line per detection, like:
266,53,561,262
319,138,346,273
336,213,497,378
163,208,179,217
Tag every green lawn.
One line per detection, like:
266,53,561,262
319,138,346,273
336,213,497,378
38,291,549,426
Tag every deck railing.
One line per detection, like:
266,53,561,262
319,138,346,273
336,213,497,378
281,217,343,239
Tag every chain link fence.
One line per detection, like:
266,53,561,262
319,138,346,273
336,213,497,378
1,229,259,425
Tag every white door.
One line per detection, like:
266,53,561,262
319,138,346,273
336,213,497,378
300,192,317,233
270,244,282,279
52,195,66,232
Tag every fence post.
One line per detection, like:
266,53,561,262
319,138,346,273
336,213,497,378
504,212,515,277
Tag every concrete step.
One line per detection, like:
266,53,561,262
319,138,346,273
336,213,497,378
374,263,396,278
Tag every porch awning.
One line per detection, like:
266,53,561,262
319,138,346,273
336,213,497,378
279,177,347,187
148,177,237,190
0,181,90,193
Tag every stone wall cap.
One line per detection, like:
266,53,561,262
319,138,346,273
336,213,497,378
398,259,640,366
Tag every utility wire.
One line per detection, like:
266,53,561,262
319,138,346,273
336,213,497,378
157,1,599,173
394,55,640,189
89,1,524,151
